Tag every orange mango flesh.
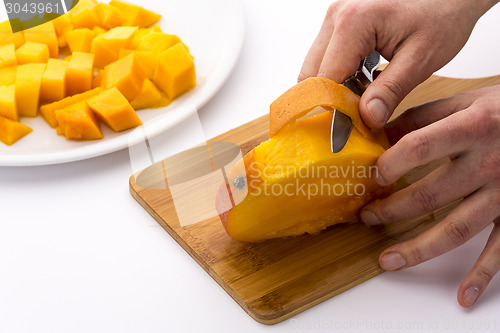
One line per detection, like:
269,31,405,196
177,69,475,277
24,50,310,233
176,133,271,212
15,63,46,117
66,52,95,96
40,59,69,103
0,115,32,145
55,101,103,140
0,85,17,121
0,44,17,68
86,87,142,131
218,111,393,242
15,42,50,64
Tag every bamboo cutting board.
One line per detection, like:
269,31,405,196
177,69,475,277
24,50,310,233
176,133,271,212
129,73,500,325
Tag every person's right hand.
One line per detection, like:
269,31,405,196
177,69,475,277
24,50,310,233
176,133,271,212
298,0,499,129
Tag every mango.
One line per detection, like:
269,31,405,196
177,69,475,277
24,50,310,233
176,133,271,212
216,78,393,242
23,22,59,58
87,87,142,131
0,44,17,68
0,116,32,145
0,66,17,85
69,0,101,29
40,59,69,103
91,26,137,68
92,3,124,29
40,87,103,128
130,79,164,110
66,51,95,96
101,53,146,101
56,101,102,140
52,14,74,48
0,21,25,49
153,43,196,100
109,0,161,27
15,63,46,117
135,32,184,54
65,28,96,53
119,48,157,78
0,85,17,121
15,42,50,64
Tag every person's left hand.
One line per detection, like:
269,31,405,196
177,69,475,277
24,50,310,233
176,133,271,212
360,84,500,308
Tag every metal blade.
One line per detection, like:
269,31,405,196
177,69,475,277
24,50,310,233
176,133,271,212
330,109,354,153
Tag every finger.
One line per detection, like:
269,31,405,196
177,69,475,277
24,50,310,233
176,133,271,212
298,4,337,82
375,108,476,186
359,42,435,129
361,153,485,225
316,7,376,84
458,218,500,307
378,188,500,271
384,92,474,145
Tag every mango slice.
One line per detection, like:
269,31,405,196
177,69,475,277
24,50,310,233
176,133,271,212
0,66,17,86
65,28,96,53
15,42,50,64
135,32,183,54
40,87,103,128
69,0,101,29
66,52,95,96
52,14,74,48
87,87,142,131
56,101,103,140
119,49,157,78
130,79,164,110
40,59,69,103
15,63,46,117
92,3,124,29
0,21,24,49
91,26,137,68
0,116,32,145
153,43,196,100
23,22,59,58
0,85,17,121
0,44,17,68
109,0,161,28
216,79,393,242
101,53,146,101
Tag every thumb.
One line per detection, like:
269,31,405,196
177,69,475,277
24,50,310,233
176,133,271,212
360,45,433,129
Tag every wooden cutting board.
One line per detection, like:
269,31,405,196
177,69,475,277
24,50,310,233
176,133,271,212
129,73,500,325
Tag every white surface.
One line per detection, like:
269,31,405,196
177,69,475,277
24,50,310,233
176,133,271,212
0,0,244,166
2,1,500,332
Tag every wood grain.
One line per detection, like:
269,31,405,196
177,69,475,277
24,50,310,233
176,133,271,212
129,73,500,325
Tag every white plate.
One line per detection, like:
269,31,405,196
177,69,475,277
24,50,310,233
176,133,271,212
0,0,245,166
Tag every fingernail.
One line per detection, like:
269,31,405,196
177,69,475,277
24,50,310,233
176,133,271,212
463,286,480,307
361,209,381,225
380,252,406,271
367,98,388,126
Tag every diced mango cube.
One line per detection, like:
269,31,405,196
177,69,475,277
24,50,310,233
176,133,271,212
136,32,184,54
0,66,17,85
40,59,69,103
65,28,96,53
23,22,59,58
40,87,103,128
66,52,94,96
55,101,103,140
15,42,50,64
109,0,161,27
153,44,196,100
91,26,137,68
69,0,101,29
101,53,146,101
52,14,74,48
93,26,107,36
0,116,32,145
16,63,46,117
119,48,157,78
87,87,142,131
0,85,17,121
0,44,17,68
92,3,124,29
0,21,25,49
130,79,164,110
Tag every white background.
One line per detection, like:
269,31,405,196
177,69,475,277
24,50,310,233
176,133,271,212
2,0,500,332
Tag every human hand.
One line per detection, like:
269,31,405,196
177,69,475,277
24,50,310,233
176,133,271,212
360,85,500,307
298,0,498,129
